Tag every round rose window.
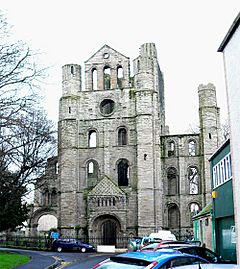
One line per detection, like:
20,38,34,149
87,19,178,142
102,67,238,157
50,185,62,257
100,99,115,115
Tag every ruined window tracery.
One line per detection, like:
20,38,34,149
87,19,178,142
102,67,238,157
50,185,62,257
188,166,199,194
190,202,200,216
92,68,97,90
118,127,127,146
167,140,175,157
117,159,129,186
104,66,111,90
89,130,97,147
167,167,178,195
188,140,196,156
168,203,180,228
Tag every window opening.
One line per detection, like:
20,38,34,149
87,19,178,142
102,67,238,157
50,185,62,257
118,159,129,186
68,107,71,114
104,66,111,90
168,141,175,157
188,166,199,194
167,167,178,195
92,69,97,90
190,203,199,215
188,140,196,156
89,130,97,147
118,128,127,145
209,133,212,139
70,65,74,75
168,204,180,228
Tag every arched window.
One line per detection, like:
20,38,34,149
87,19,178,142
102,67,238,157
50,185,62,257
118,128,127,146
92,68,97,90
190,202,200,227
51,189,57,206
104,66,111,90
118,159,129,186
42,189,49,206
188,140,196,156
70,65,74,75
167,167,178,195
137,60,140,71
117,66,123,88
188,166,199,194
89,130,97,148
87,160,99,187
190,203,200,216
168,140,175,157
168,203,180,228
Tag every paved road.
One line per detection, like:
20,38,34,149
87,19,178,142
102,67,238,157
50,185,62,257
0,248,114,269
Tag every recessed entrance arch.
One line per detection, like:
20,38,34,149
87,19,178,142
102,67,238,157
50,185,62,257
91,214,121,245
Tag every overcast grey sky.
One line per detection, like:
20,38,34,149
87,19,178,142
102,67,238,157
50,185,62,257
1,0,239,134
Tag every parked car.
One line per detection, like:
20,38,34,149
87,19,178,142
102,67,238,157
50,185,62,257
141,241,191,251
91,250,209,268
170,246,235,264
52,238,95,252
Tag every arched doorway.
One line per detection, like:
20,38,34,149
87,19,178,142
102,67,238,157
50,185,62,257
102,219,116,245
91,214,121,246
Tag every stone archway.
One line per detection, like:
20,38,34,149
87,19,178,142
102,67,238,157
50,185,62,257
28,208,58,236
91,214,121,245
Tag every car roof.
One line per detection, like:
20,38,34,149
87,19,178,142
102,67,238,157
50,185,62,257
173,264,240,269
113,251,206,263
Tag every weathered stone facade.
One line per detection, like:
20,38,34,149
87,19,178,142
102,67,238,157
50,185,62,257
31,44,221,241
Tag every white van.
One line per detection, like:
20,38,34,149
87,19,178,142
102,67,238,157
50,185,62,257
149,230,177,241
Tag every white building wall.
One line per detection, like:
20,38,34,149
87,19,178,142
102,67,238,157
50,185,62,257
221,23,240,263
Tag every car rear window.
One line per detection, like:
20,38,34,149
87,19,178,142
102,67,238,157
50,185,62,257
97,261,147,268
110,257,151,267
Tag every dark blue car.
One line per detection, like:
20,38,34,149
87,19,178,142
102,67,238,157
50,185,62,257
91,250,209,268
52,238,95,252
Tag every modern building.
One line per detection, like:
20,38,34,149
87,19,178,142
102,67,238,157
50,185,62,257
218,11,240,263
29,43,221,243
209,139,236,262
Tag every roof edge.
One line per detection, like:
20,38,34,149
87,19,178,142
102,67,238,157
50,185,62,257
218,12,240,52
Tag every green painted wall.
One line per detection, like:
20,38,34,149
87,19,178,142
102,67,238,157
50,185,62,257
214,180,234,218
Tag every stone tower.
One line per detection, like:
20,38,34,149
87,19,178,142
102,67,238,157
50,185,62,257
58,44,165,238
198,83,221,204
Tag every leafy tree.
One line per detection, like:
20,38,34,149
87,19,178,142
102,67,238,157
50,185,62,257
0,12,56,232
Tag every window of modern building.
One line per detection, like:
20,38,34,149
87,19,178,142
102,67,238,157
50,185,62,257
188,166,199,194
213,153,232,188
89,130,97,147
118,127,127,146
117,159,129,186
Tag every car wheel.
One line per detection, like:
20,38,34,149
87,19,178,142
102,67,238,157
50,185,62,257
81,247,86,253
57,247,62,252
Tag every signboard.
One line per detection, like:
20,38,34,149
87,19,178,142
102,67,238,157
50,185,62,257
51,232,59,239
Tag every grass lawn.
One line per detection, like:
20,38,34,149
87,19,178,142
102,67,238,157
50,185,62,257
0,250,30,269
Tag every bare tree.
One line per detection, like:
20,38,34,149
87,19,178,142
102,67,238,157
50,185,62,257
0,12,56,231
